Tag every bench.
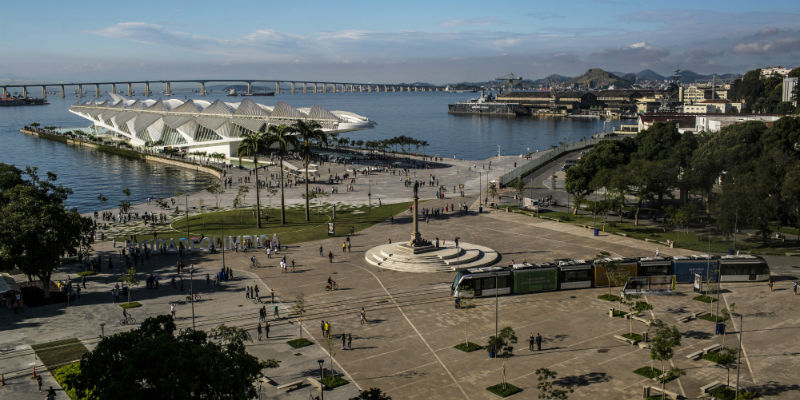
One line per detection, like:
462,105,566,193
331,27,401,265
678,315,692,323
686,350,703,360
647,385,682,399
276,380,305,391
306,377,323,391
700,381,723,393
702,344,722,354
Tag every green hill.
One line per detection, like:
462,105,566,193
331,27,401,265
568,68,633,89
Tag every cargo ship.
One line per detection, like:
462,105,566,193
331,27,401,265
0,95,48,106
447,91,528,116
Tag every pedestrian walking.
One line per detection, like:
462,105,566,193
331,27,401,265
170,303,176,319
793,281,798,295
321,320,326,337
342,242,346,253
264,321,270,338
347,333,352,350
36,375,42,391
319,245,323,256
82,275,86,289
536,333,542,351
271,288,275,303
341,333,346,349
768,277,774,292
329,251,334,263
257,322,263,341
273,305,279,318
324,321,330,337
347,241,351,253
360,307,367,325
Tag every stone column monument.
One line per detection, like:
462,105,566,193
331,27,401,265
410,181,421,246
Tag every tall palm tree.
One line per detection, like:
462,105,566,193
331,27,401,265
237,130,266,228
292,119,328,221
264,124,299,225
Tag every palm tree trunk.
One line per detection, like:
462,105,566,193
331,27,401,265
304,162,310,221
254,156,262,228
279,157,286,225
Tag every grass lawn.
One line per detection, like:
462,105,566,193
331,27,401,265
119,302,142,309
633,366,683,383
702,348,738,365
31,338,89,370
114,202,410,243
486,383,523,397
622,333,643,342
598,293,621,302
693,294,717,303
454,342,482,352
287,338,314,349
76,271,97,277
634,301,653,312
321,371,349,389
531,210,800,255
699,313,728,323
611,309,629,318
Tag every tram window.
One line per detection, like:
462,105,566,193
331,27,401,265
482,277,496,290
722,264,767,276
563,269,591,282
496,275,511,288
458,279,475,291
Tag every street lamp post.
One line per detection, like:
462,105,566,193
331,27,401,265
185,195,190,251
495,275,499,353
190,265,196,330
317,359,325,400
735,314,743,398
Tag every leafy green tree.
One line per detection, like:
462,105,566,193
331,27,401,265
121,187,132,213
237,130,267,228
0,166,93,297
350,388,392,400
292,293,306,338
265,124,299,225
120,267,139,303
535,368,572,400
70,316,268,400
205,182,223,208
487,327,517,391
649,320,681,399
292,119,328,221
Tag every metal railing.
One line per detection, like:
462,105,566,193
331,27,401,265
500,137,608,185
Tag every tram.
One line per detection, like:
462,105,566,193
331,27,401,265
450,255,770,298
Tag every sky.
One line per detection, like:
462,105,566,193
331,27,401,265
1,0,798,84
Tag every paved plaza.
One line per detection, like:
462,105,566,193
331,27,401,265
2,154,800,399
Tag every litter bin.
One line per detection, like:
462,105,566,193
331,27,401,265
593,228,599,236
715,323,726,335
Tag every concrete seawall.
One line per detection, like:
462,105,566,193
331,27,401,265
20,128,222,180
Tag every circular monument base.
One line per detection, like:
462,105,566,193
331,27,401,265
364,242,499,273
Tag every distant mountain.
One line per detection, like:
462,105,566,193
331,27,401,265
531,74,572,85
568,68,632,89
636,69,667,81
678,70,741,83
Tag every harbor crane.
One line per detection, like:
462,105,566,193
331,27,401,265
494,73,523,92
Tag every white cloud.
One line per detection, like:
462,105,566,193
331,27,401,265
733,36,800,55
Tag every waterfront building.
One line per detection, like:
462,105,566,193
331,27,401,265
761,66,793,78
679,83,730,104
69,94,374,158
638,113,783,134
783,77,798,106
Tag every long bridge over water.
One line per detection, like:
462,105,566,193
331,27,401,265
1,79,446,99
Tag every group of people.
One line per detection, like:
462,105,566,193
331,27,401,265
528,332,543,352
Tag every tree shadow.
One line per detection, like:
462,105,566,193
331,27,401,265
682,330,713,340
555,372,610,387
748,381,800,396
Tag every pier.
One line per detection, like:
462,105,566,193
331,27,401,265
1,79,445,99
